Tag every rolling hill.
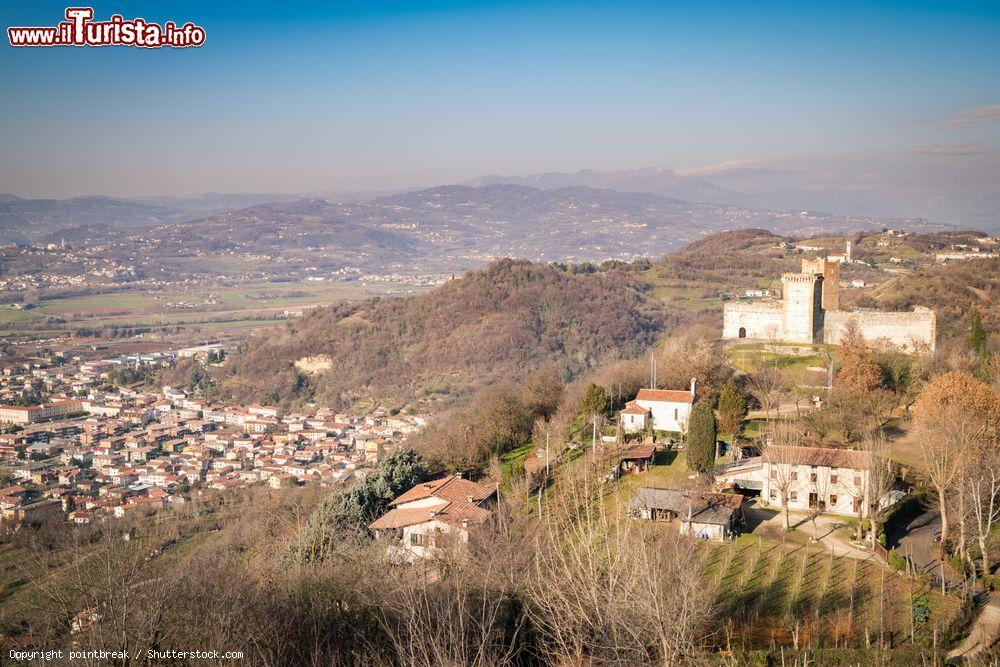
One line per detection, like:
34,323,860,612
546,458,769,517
220,258,670,407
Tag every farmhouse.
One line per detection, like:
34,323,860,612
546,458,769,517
722,256,935,352
629,487,745,541
369,475,496,561
621,379,697,434
716,445,886,517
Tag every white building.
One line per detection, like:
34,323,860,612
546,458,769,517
621,380,697,434
716,445,882,517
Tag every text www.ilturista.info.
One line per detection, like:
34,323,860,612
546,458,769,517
8,7,205,48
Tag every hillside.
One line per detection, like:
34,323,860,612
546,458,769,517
218,228,997,408
1,186,957,287
858,256,1000,337
221,258,670,408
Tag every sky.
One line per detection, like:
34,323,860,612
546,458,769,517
0,0,998,211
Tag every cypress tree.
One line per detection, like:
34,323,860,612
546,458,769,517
686,401,717,474
717,377,747,437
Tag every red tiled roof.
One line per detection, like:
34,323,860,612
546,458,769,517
369,498,493,530
621,401,650,415
371,475,495,532
636,388,694,404
765,445,871,470
388,475,493,507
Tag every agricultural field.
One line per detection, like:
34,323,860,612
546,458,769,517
0,279,429,336
704,537,961,650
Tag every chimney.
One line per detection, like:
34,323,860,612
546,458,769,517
690,377,697,396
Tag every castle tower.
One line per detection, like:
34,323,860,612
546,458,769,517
782,273,824,343
800,258,840,311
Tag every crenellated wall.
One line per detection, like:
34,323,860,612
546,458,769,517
824,307,936,352
722,302,784,340
722,264,936,353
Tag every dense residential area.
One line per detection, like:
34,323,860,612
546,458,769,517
0,348,427,529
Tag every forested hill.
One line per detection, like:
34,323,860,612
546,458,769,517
220,258,670,408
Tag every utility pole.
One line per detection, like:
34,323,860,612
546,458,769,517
591,416,597,462
545,432,550,474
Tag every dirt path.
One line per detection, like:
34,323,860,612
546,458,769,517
745,508,876,561
948,593,1000,663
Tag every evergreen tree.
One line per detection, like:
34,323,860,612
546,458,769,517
290,448,428,563
579,383,608,419
970,311,987,354
717,378,747,438
686,401,717,474
970,311,991,382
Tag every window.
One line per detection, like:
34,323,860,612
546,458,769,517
791,471,798,481
409,532,431,547
790,491,798,501
854,476,861,487
770,470,776,480
830,474,838,485
810,473,817,483
769,490,777,500
829,494,838,505
674,408,678,420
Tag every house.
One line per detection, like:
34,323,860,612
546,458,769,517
622,379,697,434
69,509,92,524
715,445,882,517
619,401,652,434
369,475,496,561
629,487,745,541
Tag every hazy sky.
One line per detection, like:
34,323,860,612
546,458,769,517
1,0,998,199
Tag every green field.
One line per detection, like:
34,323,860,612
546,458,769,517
1,280,427,335
704,538,960,649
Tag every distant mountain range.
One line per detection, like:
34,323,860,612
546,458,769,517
0,177,965,277
466,162,1000,231
0,169,968,284
463,167,764,208
47,184,946,279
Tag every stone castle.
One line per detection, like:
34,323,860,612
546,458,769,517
722,249,935,352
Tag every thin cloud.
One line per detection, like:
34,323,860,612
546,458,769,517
912,143,986,155
952,105,1000,129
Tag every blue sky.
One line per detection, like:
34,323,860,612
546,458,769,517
0,1,998,202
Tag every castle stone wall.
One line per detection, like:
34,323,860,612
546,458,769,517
722,302,784,340
824,307,936,352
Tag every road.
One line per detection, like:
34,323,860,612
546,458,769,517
886,509,956,581
948,594,1000,663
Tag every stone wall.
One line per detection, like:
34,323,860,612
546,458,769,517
722,302,784,340
824,307,936,352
